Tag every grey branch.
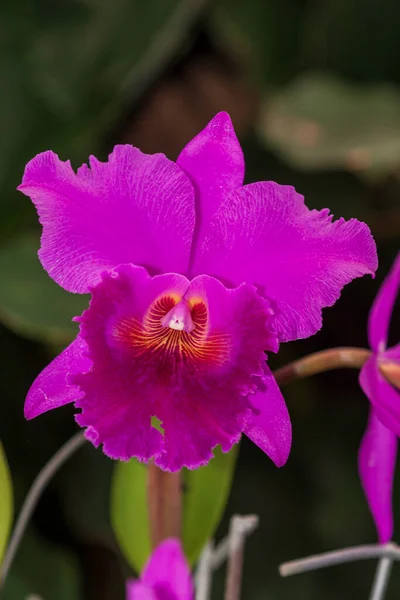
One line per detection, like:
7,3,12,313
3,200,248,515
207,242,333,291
369,557,394,600
195,515,259,600
280,542,400,577
0,432,86,588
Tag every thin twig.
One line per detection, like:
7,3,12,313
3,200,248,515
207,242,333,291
369,557,393,600
211,536,231,571
279,543,400,577
0,431,86,588
195,540,214,600
195,514,259,600
212,516,259,571
224,515,259,600
274,347,371,385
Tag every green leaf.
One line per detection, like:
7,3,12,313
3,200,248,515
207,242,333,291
299,0,400,82
181,444,238,564
22,0,189,145
2,530,81,600
0,0,200,239
111,444,238,572
0,236,88,344
111,457,151,573
0,441,13,566
259,73,400,179
210,0,302,84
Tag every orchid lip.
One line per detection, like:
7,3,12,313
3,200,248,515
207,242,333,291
160,299,195,333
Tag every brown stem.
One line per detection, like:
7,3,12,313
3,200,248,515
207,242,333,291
224,534,244,600
273,347,371,385
147,463,182,549
380,361,400,390
224,515,258,600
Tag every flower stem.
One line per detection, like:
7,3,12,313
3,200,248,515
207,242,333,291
369,557,393,600
0,431,86,588
147,463,182,549
274,347,371,385
279,542,400,577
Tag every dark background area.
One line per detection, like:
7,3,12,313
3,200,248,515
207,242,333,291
0,0,400,598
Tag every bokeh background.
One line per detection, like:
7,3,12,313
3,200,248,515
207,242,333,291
1,0,400,598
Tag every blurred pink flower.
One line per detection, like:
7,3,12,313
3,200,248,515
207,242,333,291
126,539,193,600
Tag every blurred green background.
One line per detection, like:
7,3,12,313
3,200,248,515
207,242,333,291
0,0,400,598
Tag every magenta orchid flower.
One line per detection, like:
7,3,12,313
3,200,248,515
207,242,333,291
358,253,400,543
126,538,193,600
18,112,377,471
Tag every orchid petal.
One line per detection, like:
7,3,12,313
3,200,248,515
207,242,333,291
358,409,397,543
194,182,377,342
244,367,291,467
141,539,193,600
177,112,244,261
18,147,195,293
24,336,91,420
359,357,400,437
368,252,400,352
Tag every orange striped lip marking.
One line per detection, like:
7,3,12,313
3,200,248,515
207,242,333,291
112,294,230,372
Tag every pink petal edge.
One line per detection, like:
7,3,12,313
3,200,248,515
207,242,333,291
18,147,195,293
368,252,400,353
194,181,378,342
244,367,292,467
177,112,244,269
358,409,397,543
24,336,91,420
359,357,400,437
